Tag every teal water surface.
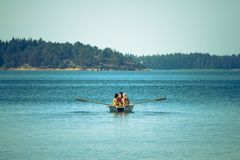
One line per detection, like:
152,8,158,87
0,70,240,160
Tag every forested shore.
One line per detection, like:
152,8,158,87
0,38,239,70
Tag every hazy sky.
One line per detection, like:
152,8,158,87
0,0,239,55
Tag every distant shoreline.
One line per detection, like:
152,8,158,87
0,67,150,71
1,67,85,71
0,67,239,71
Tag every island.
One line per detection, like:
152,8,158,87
0,38,240,70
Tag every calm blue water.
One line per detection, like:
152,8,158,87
0,70,240,160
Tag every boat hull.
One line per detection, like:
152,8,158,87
108,105,134,113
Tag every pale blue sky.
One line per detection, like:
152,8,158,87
0,0,239,55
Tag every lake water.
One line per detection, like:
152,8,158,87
0,70,240,160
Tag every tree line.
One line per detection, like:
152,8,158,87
0,38,145,70
0,38,240,70
127,53,240,69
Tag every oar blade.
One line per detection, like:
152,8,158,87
76,97,110,106
133,97,166,105
155,97,167,101
76,98,88,102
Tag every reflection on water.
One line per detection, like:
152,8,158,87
112,112,132,117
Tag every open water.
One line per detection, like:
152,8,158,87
0,70,240,160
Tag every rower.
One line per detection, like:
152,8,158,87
112,93,118,107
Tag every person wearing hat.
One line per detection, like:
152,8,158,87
122,93,130,107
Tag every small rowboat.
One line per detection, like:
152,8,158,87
108,105,134,113
76,97,166,113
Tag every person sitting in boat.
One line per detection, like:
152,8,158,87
112,93,119,107
119,91,123,98
122,93,130,107
117,93,123,108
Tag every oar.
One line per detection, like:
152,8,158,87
133,97,166,105
76,97,110,106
